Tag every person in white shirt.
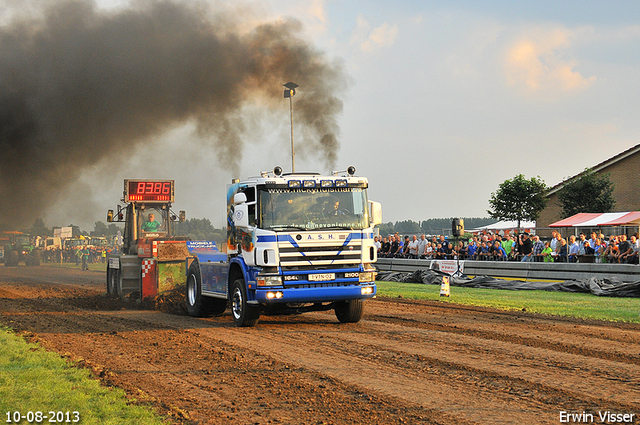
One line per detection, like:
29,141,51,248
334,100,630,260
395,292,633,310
417,234,428,259
407,235,420,259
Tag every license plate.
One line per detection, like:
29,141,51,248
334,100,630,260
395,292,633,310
308,273,335,281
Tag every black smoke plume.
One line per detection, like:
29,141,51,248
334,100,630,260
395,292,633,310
0,0,346,227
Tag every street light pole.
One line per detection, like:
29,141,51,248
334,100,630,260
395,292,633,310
283,82,298,173
289,94,294,172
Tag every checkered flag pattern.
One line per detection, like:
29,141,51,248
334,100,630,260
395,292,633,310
141,259,154,278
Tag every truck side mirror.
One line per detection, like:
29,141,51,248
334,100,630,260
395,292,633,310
234,192,247,205
233,204,249,228
107,210,114,223
179,211,186,222
369,201,382,226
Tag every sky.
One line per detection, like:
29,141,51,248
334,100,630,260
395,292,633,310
4,0,640,230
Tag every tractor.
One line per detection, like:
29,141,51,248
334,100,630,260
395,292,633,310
3,231,40,266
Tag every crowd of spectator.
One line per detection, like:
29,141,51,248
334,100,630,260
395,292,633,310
373,230,640,264
39,246,114,264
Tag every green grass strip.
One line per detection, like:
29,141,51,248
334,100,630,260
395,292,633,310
0,327,164,425
377,281,640,323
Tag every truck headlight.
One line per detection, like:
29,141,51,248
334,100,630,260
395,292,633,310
359,272,375,283
256,276,282,287
361,286,374,295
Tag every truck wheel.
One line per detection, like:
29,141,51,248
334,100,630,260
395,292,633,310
207,297,228,317
231,278,260,327
186,263,203,316
186,263,227,317
335,299,364,323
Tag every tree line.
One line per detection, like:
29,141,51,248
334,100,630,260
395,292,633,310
377,218,495,237
9,168,615,240
487,168,615,226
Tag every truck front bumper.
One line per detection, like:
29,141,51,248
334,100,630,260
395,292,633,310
254,284,376,304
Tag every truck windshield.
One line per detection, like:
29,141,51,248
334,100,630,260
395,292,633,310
259,187,369,231
64,239,85,248
15,236,31,245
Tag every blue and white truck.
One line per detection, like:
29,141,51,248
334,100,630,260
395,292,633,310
185,166,382,327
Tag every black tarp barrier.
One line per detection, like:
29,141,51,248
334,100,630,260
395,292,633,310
376,270,640,297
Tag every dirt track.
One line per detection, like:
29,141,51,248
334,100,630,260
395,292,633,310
1,265,639,424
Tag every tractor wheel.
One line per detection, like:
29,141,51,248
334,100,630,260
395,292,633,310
334,299,365,323
26,250,40,266
116,266,124,298
106,267,118,296
6,251,19,267
231,278,260,327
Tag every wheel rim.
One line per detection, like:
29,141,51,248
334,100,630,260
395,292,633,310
232,286,243,320
187,274,197,306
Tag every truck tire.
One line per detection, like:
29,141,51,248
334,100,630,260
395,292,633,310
207,297,228,316
231,278,260,327
186,263,227,317
334,299,364,323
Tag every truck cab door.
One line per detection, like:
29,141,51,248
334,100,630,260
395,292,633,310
232,192,257,266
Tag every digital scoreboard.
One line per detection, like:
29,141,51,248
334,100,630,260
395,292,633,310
124,180,174,203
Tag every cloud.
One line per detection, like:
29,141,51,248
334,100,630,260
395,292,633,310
505,27,596,95
351,14,398,53
307,0,326,27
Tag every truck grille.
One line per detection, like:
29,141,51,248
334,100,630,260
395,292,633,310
285,282,359,289
278,243,361,267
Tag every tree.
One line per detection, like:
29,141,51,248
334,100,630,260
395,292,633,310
488,174,547,229
174,218,225,245
376,222,395,237
557,169,615,219
92,221,109,236
29,218,50,236
68,224,88,237
394,220,421,234
107,223,122,236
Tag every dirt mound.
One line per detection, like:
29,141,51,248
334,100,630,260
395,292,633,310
156,243,190,261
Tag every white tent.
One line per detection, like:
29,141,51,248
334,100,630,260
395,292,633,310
470,220,536,232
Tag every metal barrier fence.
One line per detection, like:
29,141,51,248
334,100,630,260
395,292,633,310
375,257,640,282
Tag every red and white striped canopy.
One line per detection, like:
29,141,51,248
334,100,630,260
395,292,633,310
549,212,640,227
